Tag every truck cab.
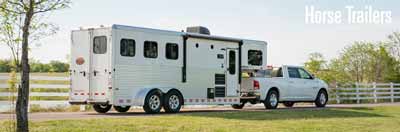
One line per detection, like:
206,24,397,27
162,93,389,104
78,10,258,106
236,65,328,109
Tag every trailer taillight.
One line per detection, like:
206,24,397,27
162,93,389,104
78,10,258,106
253,80,260,90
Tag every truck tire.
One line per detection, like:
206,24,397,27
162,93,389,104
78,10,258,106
114,106,131,113
264,90,279,109
283,102,295,107
93,104,112,113
315,90,328,107
143,90,163,114
231,101,247,109
163,90,183,113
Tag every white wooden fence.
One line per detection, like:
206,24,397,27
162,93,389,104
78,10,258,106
330,83,400,104
0,75,400,112
0,75,72,112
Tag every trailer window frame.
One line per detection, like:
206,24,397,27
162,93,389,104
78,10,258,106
248,50,263,66
144,41,158,58
120,39,136,57
93,36,107,54
166,43,179,60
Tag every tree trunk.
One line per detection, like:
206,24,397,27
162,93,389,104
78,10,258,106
16,1,34,132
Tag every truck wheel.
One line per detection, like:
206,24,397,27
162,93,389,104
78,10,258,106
264,90,279,109
231,101,247,109
163,90,183,113
283,102,295,107
143,90,162,114
315,90,328,107
114,106,131,113
93,104,112,113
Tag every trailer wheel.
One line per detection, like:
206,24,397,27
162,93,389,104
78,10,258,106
231,101,246,109
264,90,279,109
143,90,163,114
283,102,295,107
114,106,131,113
163,90,183,113
315,90,328,107
93,104,112,113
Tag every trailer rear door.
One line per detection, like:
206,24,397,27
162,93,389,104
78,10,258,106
70,29,110,104
70,30,91,102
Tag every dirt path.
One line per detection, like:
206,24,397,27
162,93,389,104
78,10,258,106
1,103,399,121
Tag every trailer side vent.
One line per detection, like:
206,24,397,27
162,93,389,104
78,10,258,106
215,74,226,97
186,26,210,35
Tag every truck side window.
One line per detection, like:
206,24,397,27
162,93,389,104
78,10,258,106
120,39,135,57
229,50,236,74
144,41,158,58
288,67,301,78
248,50,262,66
298,68,313,79
166,43,178,60
93,36,107,54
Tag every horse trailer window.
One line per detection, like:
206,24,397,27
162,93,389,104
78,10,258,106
93,36,107,54
166,43,178,60
120,39,135,57
248,50,262,66
229,51,236,74
144,41,158,58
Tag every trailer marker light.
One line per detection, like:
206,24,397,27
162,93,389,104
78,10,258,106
80,93,84,95
95,93,99,95
101,93,105,95
254,80,260,90
74,93,78,95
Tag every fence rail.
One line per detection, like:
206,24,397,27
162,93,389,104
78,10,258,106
330,83,400,104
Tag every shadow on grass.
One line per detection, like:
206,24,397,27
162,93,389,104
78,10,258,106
182,108,386,121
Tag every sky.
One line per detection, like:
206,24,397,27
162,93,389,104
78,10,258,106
0,0,399,66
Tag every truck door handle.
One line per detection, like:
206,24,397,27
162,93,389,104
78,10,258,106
93,70,98,76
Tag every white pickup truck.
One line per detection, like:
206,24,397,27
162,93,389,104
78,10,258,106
234,65,329,109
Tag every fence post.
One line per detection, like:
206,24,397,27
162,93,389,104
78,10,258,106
373,82,377,103
80,105,86,111
390,82,394,103
335,84,340,104
356,82,360,104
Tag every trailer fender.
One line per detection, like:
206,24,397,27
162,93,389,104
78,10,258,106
132,87,175,106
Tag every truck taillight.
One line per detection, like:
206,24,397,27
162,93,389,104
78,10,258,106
253,80,260,90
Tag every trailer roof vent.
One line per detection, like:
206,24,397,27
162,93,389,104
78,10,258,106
186,26,210,35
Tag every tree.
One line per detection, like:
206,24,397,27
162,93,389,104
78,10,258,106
0,1,70,131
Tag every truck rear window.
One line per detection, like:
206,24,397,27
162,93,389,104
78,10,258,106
248,50,262,66
93,36,107,54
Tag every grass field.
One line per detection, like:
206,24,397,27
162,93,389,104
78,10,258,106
1,106,400,132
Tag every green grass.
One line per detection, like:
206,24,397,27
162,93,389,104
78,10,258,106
1,106,400,132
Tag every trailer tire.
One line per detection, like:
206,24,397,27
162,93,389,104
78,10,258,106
264,90,279,109
283,102,295,107
93,104,112,113
315,90,328,107
143,90,163,114
114,106,131,113
231,101,246,109
163,90,183,113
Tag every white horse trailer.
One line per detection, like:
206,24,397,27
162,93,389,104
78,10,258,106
69,25,267,113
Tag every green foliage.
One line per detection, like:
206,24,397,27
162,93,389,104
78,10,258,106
0,59,12,72
306,40,400,84
0,59,69,72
